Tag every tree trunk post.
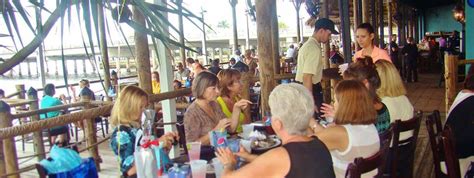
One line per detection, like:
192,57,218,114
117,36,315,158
241,72,252,122
256,0,277,114
321,0,332,103
230,0,239,52
81,96,101,171
133,7,153,94
27,87,46,161
15,85,25,100
0,101,19,178
362,0,370,23
445,54,458,113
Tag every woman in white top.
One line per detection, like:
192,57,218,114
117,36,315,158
375,60,414,140
310,80,380,178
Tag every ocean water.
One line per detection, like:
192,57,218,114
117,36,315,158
0,60,137,97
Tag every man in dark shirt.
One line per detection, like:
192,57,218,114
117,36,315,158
402,37,418,82
389,35,401,74
208,59,222,75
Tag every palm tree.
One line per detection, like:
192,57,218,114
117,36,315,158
217,20,230,29
0,0,204,93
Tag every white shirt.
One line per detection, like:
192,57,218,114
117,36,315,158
381,96,414,141
285,48,295,58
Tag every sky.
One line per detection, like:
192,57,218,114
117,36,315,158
0,0,313,55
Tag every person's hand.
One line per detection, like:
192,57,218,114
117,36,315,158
214,119,231,131
215,147,237,169
233,99,252,110
320,103,335,118
338,63,349,75
234,145,251,158
159,131,179,151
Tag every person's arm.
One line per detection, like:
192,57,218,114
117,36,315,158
314,126,348,151
229,99,252,132
216,147,290,178
302,73,313,92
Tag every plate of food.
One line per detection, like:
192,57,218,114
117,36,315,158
250,135,281,154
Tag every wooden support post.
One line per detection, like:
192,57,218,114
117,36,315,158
82,58,87,75
388,0,393,48
241,72,252,122
133,6,152,94
0,101,19,178
0,140,5,176
378,0,384,48
256,0,277,114
27,87,46,161
339,0,352,62
81,96,101,171
321,0,331,103
362,0,370,23
74,59,78,75
353,0,361,51
445,54,458,114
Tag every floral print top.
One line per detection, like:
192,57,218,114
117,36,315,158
109,125,139,176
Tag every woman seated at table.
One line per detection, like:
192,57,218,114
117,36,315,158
324,57,390,133
311,80,380,178
109,85,178,178
40,83,69,145
216,69,251,133
184,71,250,145
216,83,335,178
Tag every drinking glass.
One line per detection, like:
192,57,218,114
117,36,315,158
186,142,201,161
190,160,207,178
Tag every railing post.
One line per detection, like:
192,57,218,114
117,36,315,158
81,96,101,171
27,87,46,161
445,54,458,113
15,85,25,100
0,101,19,178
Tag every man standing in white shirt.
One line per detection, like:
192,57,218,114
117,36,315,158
285,44,296,63
295,18,338,116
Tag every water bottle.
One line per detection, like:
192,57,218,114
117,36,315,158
168,164,180,178
178,165,191,178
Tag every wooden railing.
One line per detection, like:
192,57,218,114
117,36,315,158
444,54,474,112
0,87,191,177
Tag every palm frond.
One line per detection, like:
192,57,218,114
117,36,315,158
12,0,36,34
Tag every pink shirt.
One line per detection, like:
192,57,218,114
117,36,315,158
353,46,392,63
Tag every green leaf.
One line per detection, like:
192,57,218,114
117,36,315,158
28,0,53,14
12,0,36,34
2,6,19,51
90,0,101,49
5,2,25,47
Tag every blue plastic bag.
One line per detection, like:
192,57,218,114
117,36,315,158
40,145,82,174
50,157,98,178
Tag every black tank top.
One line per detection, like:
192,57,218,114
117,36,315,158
282,136,335,178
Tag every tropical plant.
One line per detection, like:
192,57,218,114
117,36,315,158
0,0,205,76
217,20,230,29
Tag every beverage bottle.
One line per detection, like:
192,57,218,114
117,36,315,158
178,165,191,178
168,163,180,178
264,111,275,135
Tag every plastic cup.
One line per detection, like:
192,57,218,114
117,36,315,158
242,124,254,139
186,142,201,161
190,160,207,178
212,158,223,178
240,140,252,153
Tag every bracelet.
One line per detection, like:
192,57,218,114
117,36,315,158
223,163,234,170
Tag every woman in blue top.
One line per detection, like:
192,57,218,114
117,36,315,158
40,83,68,144
109,85,178,177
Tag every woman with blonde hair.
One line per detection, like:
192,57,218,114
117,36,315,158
109,85,177,177
310,80,380,178
216,69,250,133
375,60,414,125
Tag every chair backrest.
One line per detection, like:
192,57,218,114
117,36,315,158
439,126,461,178
345,139,391,178
426,110,446,178
176,122,188,154
390,111,423,177
379,125,393,147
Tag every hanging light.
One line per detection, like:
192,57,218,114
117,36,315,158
453,4,465,24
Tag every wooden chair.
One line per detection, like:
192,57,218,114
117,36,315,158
379,125,393,147
345,139,391,178
388,111,423,178
439,127,461,178
426,110,448,178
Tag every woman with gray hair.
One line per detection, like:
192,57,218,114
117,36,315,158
216,83,335,178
